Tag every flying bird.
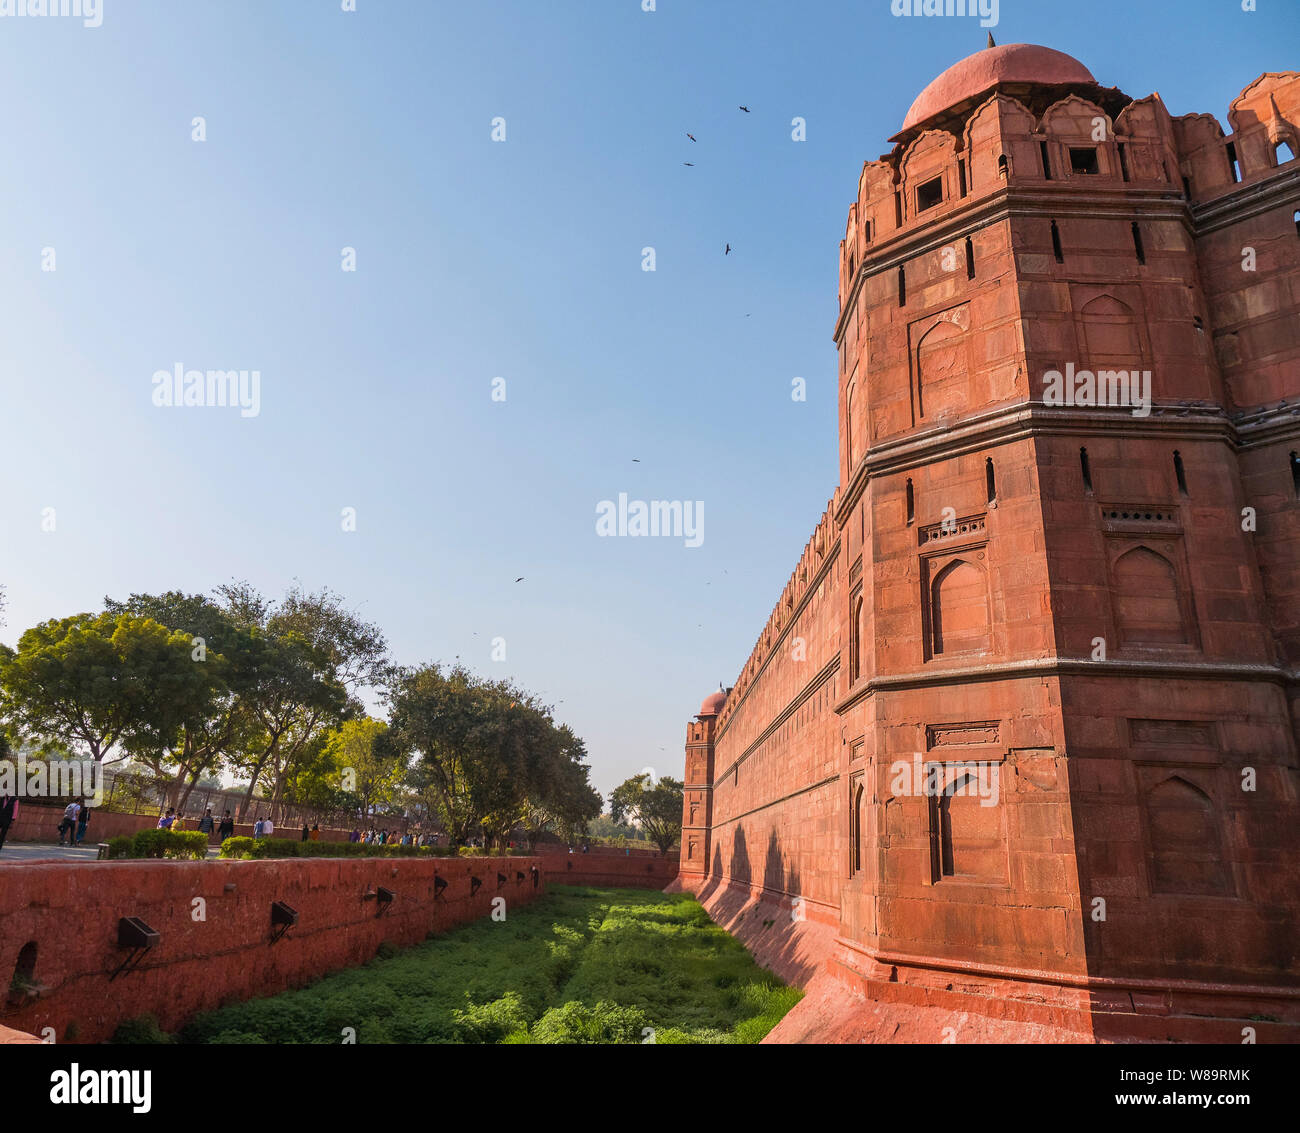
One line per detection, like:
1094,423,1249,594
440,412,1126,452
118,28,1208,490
687,133,697,142
514,577,525,583
739,106,750,113
632,458,641,462
683,162,695,167
725,244,731,255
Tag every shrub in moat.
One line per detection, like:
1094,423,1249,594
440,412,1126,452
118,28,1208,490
174,885,801,1045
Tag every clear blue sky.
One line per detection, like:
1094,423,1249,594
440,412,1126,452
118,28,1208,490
0,0,1293,795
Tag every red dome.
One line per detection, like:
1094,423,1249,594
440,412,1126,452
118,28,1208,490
901,44,1097,132
698,691,727,716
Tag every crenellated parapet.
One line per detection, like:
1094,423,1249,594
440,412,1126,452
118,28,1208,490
714,489,841,735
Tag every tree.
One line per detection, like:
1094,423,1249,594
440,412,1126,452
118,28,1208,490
213,582,387,820
316,717,399,820
381,664,598,850
381,663,500,847
520,726,602,848
608,773,684,854
103,590,262,811
0,612,221,764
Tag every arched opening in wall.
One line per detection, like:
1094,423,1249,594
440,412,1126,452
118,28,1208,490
1080,447,1093,494
930,558,990,656
965,235,974,280
906,478,915,525
851,780,865,876
958,156,968,197
934,770,1002,881
915,317,969,420
1291,451,1299,499
1275,140,1296,165
997,153,1008,179
1051,219,1063,263
985,458,997,505
1294,210,1300,238
849,593,864,682
1144,776,1230,895
1080,294,1141,358
864,219,873,242
847,252,855,280
11,941,37,996
846,383,856,470
1113,545,1188,646
1131,222,1145,264
1174,450,1189,496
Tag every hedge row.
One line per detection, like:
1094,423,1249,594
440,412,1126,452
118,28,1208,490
217,837,520,860
105,829,210,860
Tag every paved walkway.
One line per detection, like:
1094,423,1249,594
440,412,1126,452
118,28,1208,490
0,842,222,863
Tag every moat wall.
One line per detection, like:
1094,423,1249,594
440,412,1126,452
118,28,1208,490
0,856,544,1044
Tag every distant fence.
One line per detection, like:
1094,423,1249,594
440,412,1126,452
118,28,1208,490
6,760,411,835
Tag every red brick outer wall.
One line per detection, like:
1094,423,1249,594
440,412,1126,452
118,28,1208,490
536,850,678,889
0,856,545,1044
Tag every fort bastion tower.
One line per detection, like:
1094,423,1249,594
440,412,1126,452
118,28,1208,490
678,44,1300,1042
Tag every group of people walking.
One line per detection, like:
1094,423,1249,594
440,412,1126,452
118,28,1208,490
348,828,439,847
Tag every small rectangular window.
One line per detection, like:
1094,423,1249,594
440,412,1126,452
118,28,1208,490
1131,222,1145,265
1226,142,1241,183
1040,140,1052,180
1118,142,1130,182
1051,219,1064,263
916,176,943,212
1070,147,1099,175
958,157,968,198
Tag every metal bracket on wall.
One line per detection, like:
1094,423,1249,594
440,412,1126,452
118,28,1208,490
110,917,159,981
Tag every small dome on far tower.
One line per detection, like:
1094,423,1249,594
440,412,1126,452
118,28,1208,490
698,690,727,716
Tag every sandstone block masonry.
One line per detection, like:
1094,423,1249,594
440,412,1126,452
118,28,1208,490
0,856,544,1043
678,45,1300,1043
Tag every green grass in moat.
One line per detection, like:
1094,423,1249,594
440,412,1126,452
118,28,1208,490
113,885,801,1045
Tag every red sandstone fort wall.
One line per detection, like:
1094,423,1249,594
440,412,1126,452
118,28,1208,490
696,507,845,925
0,856,544,1044
683,59,1300,1041
535,850,678,889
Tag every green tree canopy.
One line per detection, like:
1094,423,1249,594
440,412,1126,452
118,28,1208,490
0,611,222,764
608,773,684,854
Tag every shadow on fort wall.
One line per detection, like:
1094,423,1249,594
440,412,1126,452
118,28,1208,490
687,824,822,988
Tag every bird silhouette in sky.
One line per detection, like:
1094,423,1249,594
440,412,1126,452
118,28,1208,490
739,106,750,113
687,133,697,142
683,162,695,167
632,458,641,462
514,577,525,583
725,244,731,255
